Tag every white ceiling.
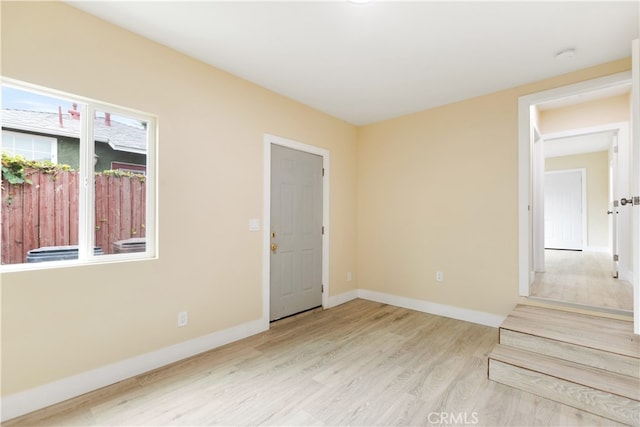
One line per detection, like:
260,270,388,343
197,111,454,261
67,1,639,126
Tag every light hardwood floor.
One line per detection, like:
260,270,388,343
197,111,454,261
4,299,625,427
530,249,633,312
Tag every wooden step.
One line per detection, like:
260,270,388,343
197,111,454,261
489,305,640,425
500,305,640,359
489,344,640,425
500,329,640,378
490,344,640,400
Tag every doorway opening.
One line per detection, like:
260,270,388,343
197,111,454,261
531,127,633,313
518,71,634,315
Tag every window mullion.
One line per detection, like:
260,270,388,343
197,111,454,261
77,104,95,261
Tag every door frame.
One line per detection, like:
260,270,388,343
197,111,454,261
543,168,587,251
533,126,545,272
631,39,639,334
518,70,632,297
262,134,330,327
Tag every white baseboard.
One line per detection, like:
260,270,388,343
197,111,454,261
3,290,505,422
619,268,633,283
357,289,505,328
1,318,268,422
326,289,358,308
326,289,505,328
584,246,610,253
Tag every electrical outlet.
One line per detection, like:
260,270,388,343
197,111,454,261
347,272,353,282
435,271,444,282
177,311,188,327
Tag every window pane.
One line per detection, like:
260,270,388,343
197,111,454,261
2,131,56,163
93,110,148,256
1,86,80,265
14,147,31,158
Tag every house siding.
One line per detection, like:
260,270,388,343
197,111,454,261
2,128,146,172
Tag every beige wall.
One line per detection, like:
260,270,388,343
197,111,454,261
1,2,357,395
539,93,630,134
545,152,610,248
356,60,631,318
1,0,633,400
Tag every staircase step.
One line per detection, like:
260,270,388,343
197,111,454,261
489,344,639,400
489,344,640,425
500,328,640,378
501,305,640,358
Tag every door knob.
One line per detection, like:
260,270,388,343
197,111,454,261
271,243,278,252
620,197,632,206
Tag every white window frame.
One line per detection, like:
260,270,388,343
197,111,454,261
1,130,58,163
1,78,158,271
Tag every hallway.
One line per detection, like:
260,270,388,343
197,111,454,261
530,249,633,312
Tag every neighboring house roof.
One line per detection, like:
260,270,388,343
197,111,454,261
1,109,147,154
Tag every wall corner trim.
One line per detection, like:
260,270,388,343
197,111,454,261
1,318,268,422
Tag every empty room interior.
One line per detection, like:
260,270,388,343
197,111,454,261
1,1,639,426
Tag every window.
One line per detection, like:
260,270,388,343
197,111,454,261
1,79,157,268
2,130,58,163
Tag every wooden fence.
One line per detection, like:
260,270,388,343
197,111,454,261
1,169,146,264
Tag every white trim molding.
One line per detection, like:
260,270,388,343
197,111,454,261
585,246,611,254
357,290,505,328
326,290,359,308
325,289,505,328
1,319,267,422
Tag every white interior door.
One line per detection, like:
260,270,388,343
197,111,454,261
544,170,584,250
270,144,323,321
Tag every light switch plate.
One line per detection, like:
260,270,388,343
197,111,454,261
177,311,188,327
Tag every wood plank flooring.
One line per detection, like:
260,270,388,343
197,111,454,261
530,249,633,312
3,299,626,426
